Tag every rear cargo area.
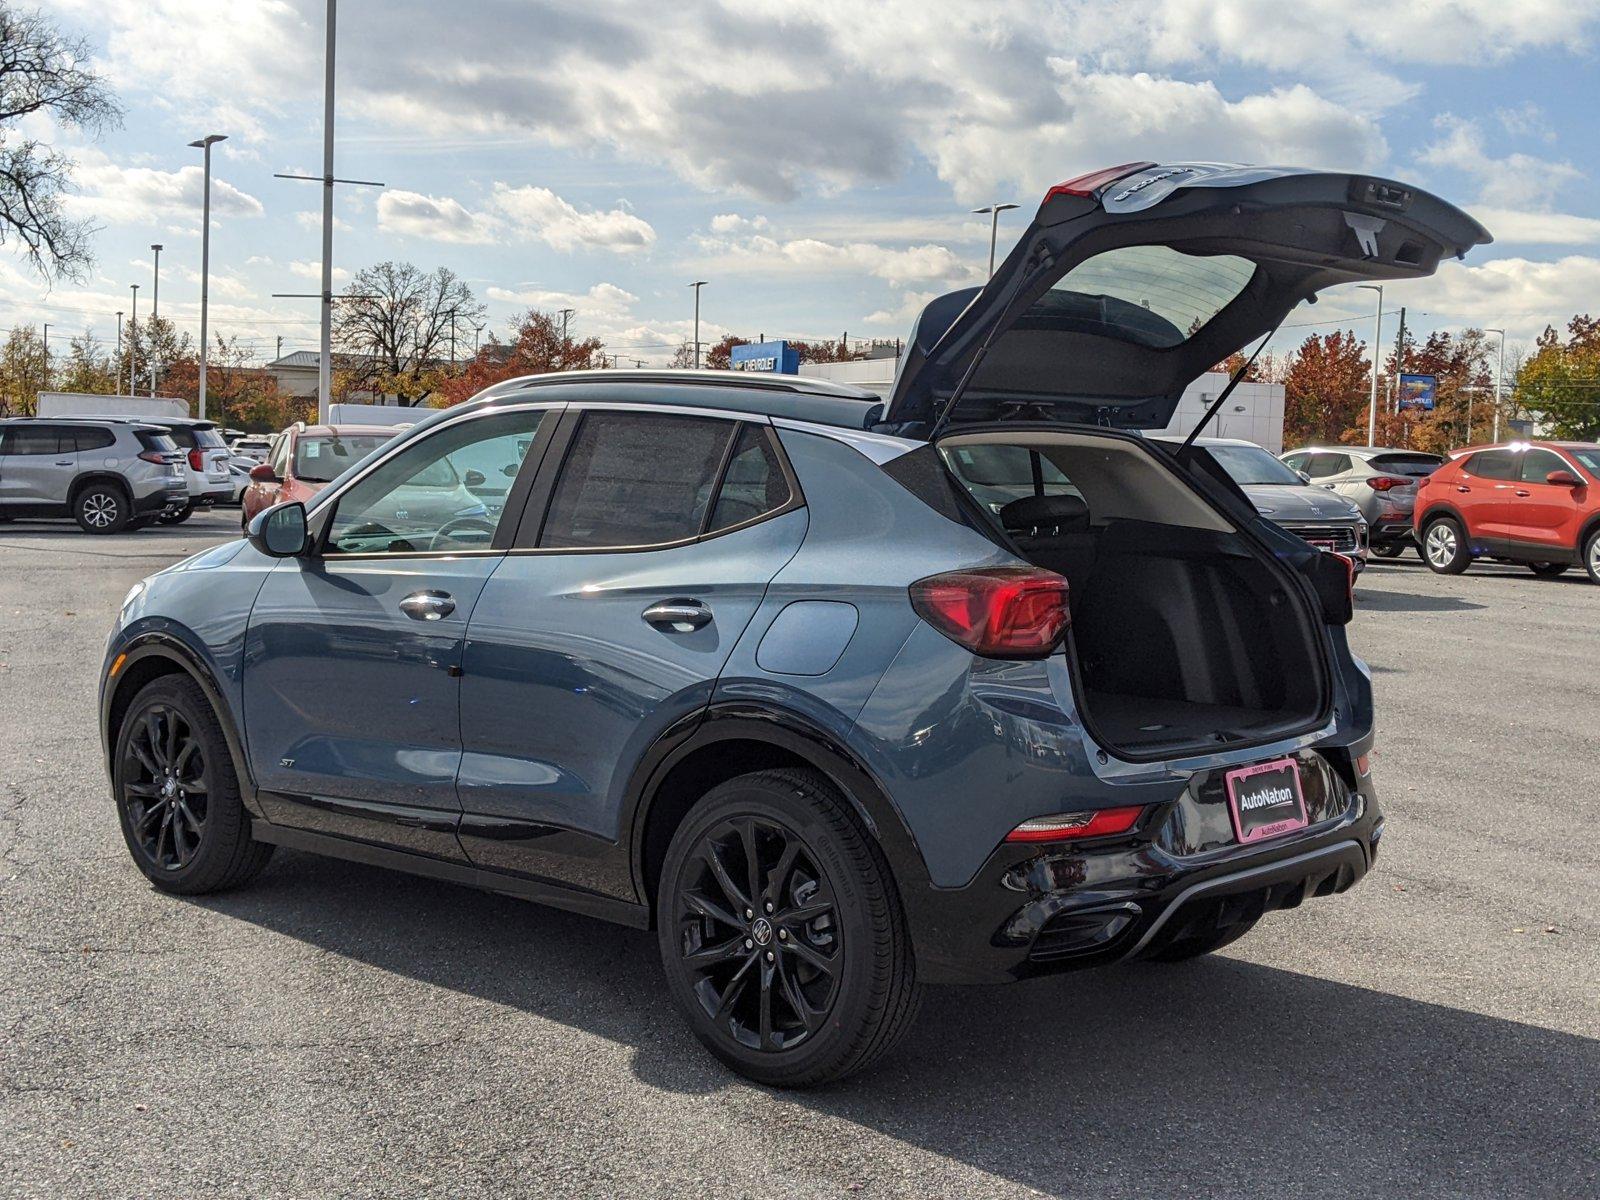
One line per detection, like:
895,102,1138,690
940,431,1328,759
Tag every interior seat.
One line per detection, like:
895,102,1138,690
999,493,1097,596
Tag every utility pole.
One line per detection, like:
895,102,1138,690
189,134,227,420
150,244,163,398
1485,327,1506,441
276,335,284,361
972,202,1019,277
129,284,140,399
115,312,123,395
689,281,707,368
40,323,50,392
1356,284,1383,445
558,308,575,347
271,0,383,422
1392,306,1407,422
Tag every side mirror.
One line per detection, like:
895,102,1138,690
1297,470,1312,484
462,469,487,489
1546,469,1582,487
247,502,309,558
249,462,279,483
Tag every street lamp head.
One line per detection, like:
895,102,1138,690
972,202,1020,215
151,243,164,252
690,280,708,288
188,134,228,148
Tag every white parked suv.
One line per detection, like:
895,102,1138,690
148,417,235,524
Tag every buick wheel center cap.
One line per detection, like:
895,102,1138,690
161,777,177,799
751,917,774,947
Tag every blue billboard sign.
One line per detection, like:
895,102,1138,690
730,340,799,374
1398,373,1437,412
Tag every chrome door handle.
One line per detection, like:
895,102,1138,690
1456,486,1471,493
1515,489,1531,497
399,590,456,621
54,459,73,466
642,600,712,630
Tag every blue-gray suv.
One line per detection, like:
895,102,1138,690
100,164,1487,1085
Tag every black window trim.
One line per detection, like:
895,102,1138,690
510,406,805,554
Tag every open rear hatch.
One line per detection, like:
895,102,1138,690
880,162,1490,436
884,163,1488,761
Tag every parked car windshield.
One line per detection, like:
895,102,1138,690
294,433,395,483
1207,443,1306,486
1565,447,1600,477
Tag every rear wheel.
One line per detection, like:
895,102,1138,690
657,768,919,1088
1422,516,1471,575
1371,542,1406,559
1584,529,1600,585
159,501,195,525
1528,562,1570,578
73,482,130,534
1147,918,1259,962
113,675,273,894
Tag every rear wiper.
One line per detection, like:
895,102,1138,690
1176,315,1287,457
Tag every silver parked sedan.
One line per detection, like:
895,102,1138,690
1280,446,1445,557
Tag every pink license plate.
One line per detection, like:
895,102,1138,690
1224,757,1309,844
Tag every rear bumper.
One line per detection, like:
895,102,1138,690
905,753,1381,984
135,487,189,515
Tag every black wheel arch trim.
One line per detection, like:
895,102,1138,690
101,632,262,818
1416,502,1464,531
622,700,935,920
71,471,133,503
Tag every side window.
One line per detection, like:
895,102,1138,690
6,426,65,455
325,410,546,555
539,412,736,549
1281,452,1308,472
1305,452,1349,478
73,426,116,452
707,425,792,532
1464,450,1515,480
1520,448,1569,484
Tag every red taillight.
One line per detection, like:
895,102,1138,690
137,451,167,465
1366,476,1409,492
909,567,1069,659
1331,552,1356,605
1043,161,1156,201
187,447,205,471
1006,805,1145,843
1355,752,1372,778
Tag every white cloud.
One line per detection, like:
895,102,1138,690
485,281,640,315
489,185,656,253
1419,115,1583,208
710,213,769,234
1472,208,1600,246
376,190,497,244
864,289,944,328
65,150,264,224
693,228,980,287
288,260,350,284
1387,255,1600,341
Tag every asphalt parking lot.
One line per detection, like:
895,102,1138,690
1,511,1596,1199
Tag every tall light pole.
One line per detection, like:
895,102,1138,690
189,134,227,419
149,244,164,398
115,311,123,395
689,281,707,368
972,202,1019,278
40,323,50,392
128,284,139,398
1355,284,1383,445
558,308,575,348
1485,327,1506,441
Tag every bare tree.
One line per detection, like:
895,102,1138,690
0,5,121,281
333,261,486,405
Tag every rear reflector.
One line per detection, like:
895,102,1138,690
1355,752,1372,777
1044,161,1156,202
909,566,1069,659
1006,805,1145,843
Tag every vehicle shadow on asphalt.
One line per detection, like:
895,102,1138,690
1355,590,1487,613
185,850,1600,1199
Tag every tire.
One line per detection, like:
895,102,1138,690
1528,562,1570,578
113,675,273,895
158,501,196,525
1371,542,1406,559
74,482,132,534
125,516,154,531
1421,515,1471,575
1585,529,1600,585
656,768,920,1088
1146,918,1259,963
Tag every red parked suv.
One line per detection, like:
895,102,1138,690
1415,440,1600,583
240,423,398,528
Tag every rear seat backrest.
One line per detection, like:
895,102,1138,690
999,493,1096,595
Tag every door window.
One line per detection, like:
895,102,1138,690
1281,452,1308,472
70,426,117,452
538,412,737,549
1304,452,1350,478
4,426,67,455
1463,450,1515,480
1519,448,1569,484
324,410,547,555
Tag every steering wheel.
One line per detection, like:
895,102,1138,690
429,516,497,552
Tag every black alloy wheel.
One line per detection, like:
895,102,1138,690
658,769,919,1087
676,815,843,1054
114,675,273,894
74,483,130,534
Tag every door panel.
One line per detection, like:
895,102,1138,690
0,426,74,507
1504,450,1585,554
243,556,502,858
456,509,806,891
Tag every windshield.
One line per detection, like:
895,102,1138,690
1208,443,1307,486
294,433,395,483
1565,448,1600,477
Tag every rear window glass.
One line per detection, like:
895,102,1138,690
293,434,395,483
1463,450,1515,480
193,427,227,448
540,412,735,549
1022,245,1257,350
944,443,1077,513
164,426,196,448
136,431,178,454
1369,453,1442,475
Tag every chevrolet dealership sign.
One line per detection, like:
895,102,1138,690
730,340,799,374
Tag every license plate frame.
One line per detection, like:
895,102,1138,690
1224,756,1309,844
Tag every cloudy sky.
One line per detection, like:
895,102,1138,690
9,0,1600,369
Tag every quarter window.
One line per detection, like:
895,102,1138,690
324,410,546,555
1519,448,1569,484
71,426,117,452
539,412,737,549
707,425,792,532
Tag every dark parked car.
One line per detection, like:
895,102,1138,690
101,162,1486,1085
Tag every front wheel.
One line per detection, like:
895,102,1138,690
1371,542,1406,559
113,675,273,894
657,769,920,1088
1584,529,1600,585
1422,516,1471,575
